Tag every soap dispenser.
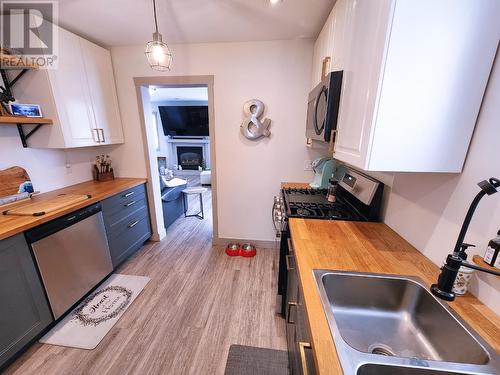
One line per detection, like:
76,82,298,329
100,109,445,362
453,243,475,296
484,230,500,268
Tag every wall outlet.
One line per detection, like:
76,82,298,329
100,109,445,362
304,160,313,171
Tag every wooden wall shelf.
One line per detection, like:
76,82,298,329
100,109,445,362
0,55,38,70
472,255,498,272
0,116,52,125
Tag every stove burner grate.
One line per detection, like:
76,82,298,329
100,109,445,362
288,202,357,220
283,188,327,196
296,208,312,216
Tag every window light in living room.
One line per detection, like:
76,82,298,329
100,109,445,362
152,112,160,151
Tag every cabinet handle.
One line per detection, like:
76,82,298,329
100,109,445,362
287,238,294,253
329,129,338,153
321,56,331,80
127,220,139,228
124,200,137,207
92,129,100,143
285,255,295,271
298,342,312,375
98,128,106,143
123,191,135,198
271,201,278,232
287,302,297,324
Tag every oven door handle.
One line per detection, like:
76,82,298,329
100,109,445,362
272,201,278,232
287,302,297,324
285,255,295,271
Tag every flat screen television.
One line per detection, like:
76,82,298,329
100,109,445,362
159,105,209,137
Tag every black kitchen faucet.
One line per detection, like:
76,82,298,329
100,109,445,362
431,177,500,301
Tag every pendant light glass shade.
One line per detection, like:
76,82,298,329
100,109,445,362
145,32,172,71
145,0,172,71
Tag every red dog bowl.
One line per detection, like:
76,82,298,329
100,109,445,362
240,243,256,257
225,243,241,256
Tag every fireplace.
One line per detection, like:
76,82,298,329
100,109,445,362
176,146,203,170
167,138,211,171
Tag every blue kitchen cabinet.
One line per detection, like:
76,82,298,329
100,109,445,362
101,183,152,268
0,234,53,369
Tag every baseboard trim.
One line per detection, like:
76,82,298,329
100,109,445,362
213,237,278,249
151,228,166,242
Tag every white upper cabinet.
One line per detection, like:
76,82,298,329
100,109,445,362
317,0,499,173
80,38,124,145
334,0,393,170
13,24,124,148
329,0,350,72
311,0,351,87
311,19,329,87
47,28,98,147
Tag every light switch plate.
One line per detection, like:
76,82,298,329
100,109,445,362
304,160,313,171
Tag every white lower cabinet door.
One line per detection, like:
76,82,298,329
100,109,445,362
81,38,124,145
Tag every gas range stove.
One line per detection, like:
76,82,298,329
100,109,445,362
282,188,360,221
274,167,385,317
274,167,384,227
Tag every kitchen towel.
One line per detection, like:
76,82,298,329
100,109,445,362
39,274,150,350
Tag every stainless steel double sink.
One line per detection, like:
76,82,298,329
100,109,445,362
314,270,499,374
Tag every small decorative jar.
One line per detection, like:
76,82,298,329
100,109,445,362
453,266,474,296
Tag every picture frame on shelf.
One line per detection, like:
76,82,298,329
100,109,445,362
9,103,43,118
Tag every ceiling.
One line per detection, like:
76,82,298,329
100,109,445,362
57,0,335,47
149,86,208,102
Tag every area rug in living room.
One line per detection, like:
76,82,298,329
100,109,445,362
39,274,150,350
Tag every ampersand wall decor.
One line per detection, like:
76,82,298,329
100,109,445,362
240,99,271,140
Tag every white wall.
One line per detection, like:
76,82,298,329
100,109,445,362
384,53,500,311
110,39,325,241
0,126,116,193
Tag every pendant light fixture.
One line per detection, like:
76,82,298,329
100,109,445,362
145,0,172,71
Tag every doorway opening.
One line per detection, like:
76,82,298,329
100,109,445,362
135,77,217,242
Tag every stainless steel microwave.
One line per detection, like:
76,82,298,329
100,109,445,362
305,71,343,142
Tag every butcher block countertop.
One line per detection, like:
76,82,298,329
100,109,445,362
0,178,147,241
289,218,500,375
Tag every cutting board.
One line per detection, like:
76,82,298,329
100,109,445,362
2,194,92,216
0,166,33,198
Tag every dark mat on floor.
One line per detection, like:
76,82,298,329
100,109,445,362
224,344,289,375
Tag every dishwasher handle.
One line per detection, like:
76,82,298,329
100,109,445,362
25,203,102,243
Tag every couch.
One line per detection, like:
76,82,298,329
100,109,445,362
160,177,187,230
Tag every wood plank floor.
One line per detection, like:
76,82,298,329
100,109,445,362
5,184,286,375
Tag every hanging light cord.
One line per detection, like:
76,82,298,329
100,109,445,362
153,0,159,33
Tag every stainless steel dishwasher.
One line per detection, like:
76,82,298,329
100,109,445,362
25,202,113,319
